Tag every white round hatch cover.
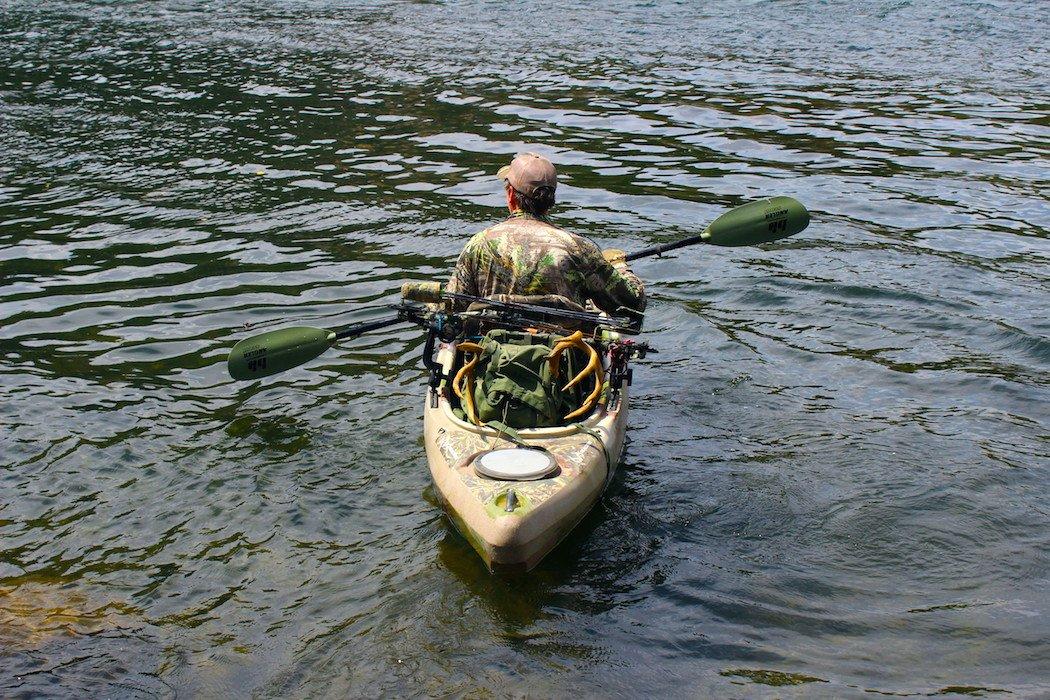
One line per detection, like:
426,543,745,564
475,448,557,481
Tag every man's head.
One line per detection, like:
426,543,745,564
498,152,557,217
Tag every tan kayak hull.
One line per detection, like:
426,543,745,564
423,342,628,572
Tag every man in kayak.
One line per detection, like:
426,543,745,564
446,152,646,321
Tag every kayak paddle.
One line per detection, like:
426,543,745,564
625,196,809,262
226,196,810,381
227,315,405,381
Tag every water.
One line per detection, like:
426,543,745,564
1,0,1047,696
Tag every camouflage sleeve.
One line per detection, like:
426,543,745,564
574,238,647,318
445,234,481,311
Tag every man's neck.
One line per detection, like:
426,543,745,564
508,209,547,222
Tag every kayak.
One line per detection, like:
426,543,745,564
423,339,629,572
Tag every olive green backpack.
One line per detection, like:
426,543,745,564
464,330,587,429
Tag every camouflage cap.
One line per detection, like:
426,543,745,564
497,152,557,197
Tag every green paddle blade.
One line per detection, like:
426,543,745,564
227,326,336,381
702,196,810,246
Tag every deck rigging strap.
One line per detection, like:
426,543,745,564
486,416,526,448
575,423,613,474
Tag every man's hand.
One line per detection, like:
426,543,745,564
602,248,627,266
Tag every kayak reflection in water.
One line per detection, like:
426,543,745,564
445,152,647,323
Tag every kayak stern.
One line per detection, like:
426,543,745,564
424,381,628,572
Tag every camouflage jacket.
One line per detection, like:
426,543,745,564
446,212,646,316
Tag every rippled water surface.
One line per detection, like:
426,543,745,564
1,0,1048,696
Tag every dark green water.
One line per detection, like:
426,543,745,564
1,1,1048,696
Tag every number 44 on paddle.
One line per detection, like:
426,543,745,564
226,196,810,572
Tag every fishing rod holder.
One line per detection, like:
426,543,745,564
421,327,446,407
606,338,656,408
396,305,459,407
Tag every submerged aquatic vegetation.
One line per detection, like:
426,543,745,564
0,584,136,648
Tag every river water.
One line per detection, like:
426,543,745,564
1,1,1047,696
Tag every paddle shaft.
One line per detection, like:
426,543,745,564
333,314,404,341
625,235,704,262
